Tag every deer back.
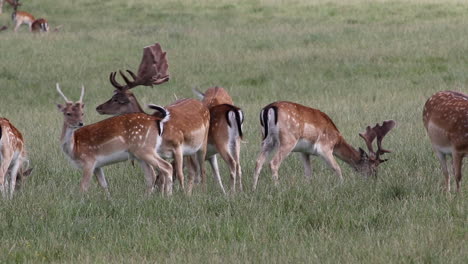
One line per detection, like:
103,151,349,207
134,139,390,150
200,87,233,109
423,90,468,150
0,118,25,155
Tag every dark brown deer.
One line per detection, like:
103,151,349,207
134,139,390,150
423,90,468,192
193,87,244,193
253,101,396,190
96,43,210,194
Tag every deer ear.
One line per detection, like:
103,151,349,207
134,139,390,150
57,104,65,112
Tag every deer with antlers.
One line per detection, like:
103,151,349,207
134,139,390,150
0,118,33,199
252,101,396,190
423,90,468,192
96,43,210,194
56,84,173,196
193,87,244,194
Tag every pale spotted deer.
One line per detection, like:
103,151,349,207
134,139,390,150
11,0,35,32
0,118,33,199
56,84,173,196
96,43,210,194
193,87,244,194
423,90,468,192
253,101,396,190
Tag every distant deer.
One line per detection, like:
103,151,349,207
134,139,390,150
11,0,34,32
253,101,396,190
95,43,210,194
0,0,16,14
56,84,173,196
193,87,244,193
31,18,49,32
423,90,468,192
0,118,33,199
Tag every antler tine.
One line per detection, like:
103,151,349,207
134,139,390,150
359,126,377,156
79,85,85,102
374,120,396,156
56,83,70,102
109,72,125,90
119,70,140,89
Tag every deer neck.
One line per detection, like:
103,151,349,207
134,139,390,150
60,123,77,158
333,138,361,171
128,95,145,114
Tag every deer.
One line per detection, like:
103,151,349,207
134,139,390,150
31,18,49,32
11,0,35,32
0,118,33,199
56,84,173,196
0,0,16,14
252,101,396,190
423,90,468,192
95,43,210,194
193,87,244,193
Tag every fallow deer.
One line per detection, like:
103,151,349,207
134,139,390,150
423,90,468,192
252,101,396,190
193,87,244,193
95,43,210,194
31,18,48,33
56,84,173,196
0,0,16,14
0,118,33,199
11,0,35,32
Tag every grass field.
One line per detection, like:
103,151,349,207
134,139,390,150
0,0,467,262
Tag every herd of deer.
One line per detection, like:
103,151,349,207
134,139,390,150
0,42,466,199
0,0,50,32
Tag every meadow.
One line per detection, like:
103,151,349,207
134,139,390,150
0,0,467,262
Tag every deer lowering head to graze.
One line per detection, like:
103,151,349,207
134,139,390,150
96,43,210,194
56,84,173,196
423,90,468,192
0,118,33,199
252,101,396,190
193,87,244,194
11,0,35,32
31,18,49,32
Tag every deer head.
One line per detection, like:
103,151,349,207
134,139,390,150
357,120,396,177
56,83,85,129
96,43,169,115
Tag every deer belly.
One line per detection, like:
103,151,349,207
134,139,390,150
293,139,320,155
95,151,132,168
182,143,202,155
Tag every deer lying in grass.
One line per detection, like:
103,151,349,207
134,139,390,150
0,118,33,199
56,84,173,196
253,101,396,190
96,43,210,194
423,90,468,192
193,87,244,194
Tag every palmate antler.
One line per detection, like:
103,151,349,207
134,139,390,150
109,43,169,91
359,120,396,162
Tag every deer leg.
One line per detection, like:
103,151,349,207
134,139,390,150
80,164,95,192
269,141,296,187
0,0,3,14
134,150,173,196
300,153,312,180
234,140,243,192
319,149,343,181
14,20,21,32
217,145,237,194
8,159,21,199
208,155,226,195
93,167,110,198
435,150,450,191
452,152,464,192
138,161,157,194
195,148,207,192
185,155,198,195
172,147,185,191
253,142,278,191
0,153,13,199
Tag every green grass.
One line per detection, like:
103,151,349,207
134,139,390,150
0,0,467,262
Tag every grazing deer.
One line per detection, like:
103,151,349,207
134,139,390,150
0,118,33,199
193,87,244,193
253,101,396,190
31,18,48,32
423,90,468,192
96,43,210,194
56,84,173,196
11,0,35,32
0,0,16,14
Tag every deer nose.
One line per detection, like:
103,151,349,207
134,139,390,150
78,122,84,127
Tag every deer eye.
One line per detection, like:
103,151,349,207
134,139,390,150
66,113,71,116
